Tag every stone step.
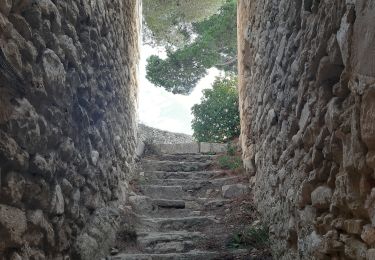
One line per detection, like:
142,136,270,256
146,176,242,189
148,199,232,218
137,231,203,254
109,250,220,260
151,208,202,218
147,154,218,162
196,198,232,209
110,249,252,260
140,184,222,200
153,199,185,209
140,216,217,232
141,159,211,172
140,185,185,200
128,196,230,218
143,170,226,180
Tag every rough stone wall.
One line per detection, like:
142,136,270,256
238,0,375,259
138,123,193,144
0,0,140,259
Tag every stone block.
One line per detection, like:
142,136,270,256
50,185,64,215
200,142,227,154
344,219,364,235
135,141,145,157
157,143,199,154
128,195,153,213
361,224,375,246
222,184,249,198
0,0,12,16
311,186,333,209
0,204,27,250
367,249,375,260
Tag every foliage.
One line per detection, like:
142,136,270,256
228,225,270,249
191,76,240,142
145,0,237,94
143,0,225,47
218,155,242,170
227,144,236,156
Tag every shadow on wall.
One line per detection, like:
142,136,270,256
0,0,140,259
238,0,375,259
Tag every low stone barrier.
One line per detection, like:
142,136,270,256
155,142,228,154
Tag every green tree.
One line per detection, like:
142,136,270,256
143,0,225,47
191,75,240,143
146,0,237,95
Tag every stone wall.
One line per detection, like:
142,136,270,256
138,123,193,144
238,0,375,259
0,0,140,259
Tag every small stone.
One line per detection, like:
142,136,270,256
50,185,64,215
110,247,119,255
9,14,32,40
0,204,27,250
361,88,375,149
299,102,310,131
3,171,25,204
361,225,375,246
267,108,277,127
344,219,364,235
59,138,75,161
341,235,368,260
0,130,29,171
222,184,249,198
10,252,22,260
58,35,81,68
336,9,353,66
367,249,375,260
42,49,66,94
61,178,73,194
30,154,53,179
297,181,314,208
0,0,12,16
27,210,55,246
311,186,332,209
90,150,99,166
325,98,341,133
366,151,375,170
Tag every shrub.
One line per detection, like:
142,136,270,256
218,155,242,170
228,225,270,249
227,143,236,156
191,75,240,143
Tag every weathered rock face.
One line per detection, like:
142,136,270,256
238,0,375,259
0,0,140,259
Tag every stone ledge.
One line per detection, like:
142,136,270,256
154,142,227,154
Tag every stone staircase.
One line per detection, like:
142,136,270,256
108,151,262,260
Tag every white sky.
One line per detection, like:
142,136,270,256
138,44,221,135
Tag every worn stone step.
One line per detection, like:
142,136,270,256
152,199,185,209
139,183,227,200
110,249,252,260
147,154,218,162
147,176,242,189
109,250,220,260
137,231,203,253
140,216,217,232
141,159,211,172
140,185,185,200
151,208,202,218
143,170,226,180
190,198,232,209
